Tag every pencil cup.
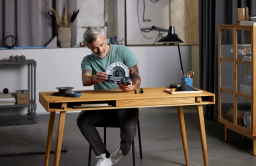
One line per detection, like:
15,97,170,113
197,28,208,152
182,77,193,91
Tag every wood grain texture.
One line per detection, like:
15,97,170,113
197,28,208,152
170,0,199,45
178,106,189,166
197,98,208,166
254,137,256,156
44,112,56,166
116,97,195,107
54,112,66,166
39,87,215,112
253,26,256,136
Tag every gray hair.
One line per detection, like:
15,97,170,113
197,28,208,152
83,27,106,44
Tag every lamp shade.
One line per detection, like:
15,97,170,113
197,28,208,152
157,26,184,43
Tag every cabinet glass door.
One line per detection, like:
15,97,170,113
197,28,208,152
220,29,233,59
237,30,252,61
237,63,251,95
221,60,233,91
221,91,233,123
237,96,251,130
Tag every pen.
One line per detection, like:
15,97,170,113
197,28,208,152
180,71,184,78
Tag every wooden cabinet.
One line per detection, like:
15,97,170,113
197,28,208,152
218,25,256,155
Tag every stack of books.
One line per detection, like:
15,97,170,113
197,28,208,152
0,93,16,105
239,21,256,25
242,54,252,61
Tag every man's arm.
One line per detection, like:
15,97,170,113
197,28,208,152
82,69,94,86
117,64,141,92
129,64,141,89
82,69,108,86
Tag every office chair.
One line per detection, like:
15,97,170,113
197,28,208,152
88,119,143,166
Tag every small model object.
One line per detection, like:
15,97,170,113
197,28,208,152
139,88,144,93
134,89,137,94
105,62,131,85
3,88,9,94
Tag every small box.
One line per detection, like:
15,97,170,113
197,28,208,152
182,78,193,91
16,90,29,104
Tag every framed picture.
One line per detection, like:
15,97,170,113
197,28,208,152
125,0,170,46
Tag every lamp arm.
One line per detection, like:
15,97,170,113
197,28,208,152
177,43,184,76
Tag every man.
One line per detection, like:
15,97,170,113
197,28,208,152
77,27,141,166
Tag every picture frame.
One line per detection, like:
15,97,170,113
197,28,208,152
125,0,170,46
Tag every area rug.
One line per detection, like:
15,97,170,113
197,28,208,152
0,124,67,156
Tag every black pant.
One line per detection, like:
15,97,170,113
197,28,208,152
77,108,139,156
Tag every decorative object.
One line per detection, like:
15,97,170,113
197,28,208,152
20,55,26,61
15,55,21,62
16,90,29,104
9,55,15,62
0,124,67,156
47,6,80,48
56,87,74,94
125,0,199,45
3,88,8,94
237,7,249,22
46,37,57,48
68,92,82,97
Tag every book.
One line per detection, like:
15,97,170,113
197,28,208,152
0,102,16,105
164,88,203,94
243,55,251,59
73,103,111,109
81,103,109,107
239,21,256,25
238,44,251,47
242,58,251,61
0,92,12,98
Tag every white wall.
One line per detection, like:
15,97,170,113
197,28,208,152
76,0,105,46
0,46,191,115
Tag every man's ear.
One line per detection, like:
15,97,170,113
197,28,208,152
86,44,90,48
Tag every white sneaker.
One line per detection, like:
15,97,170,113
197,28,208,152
110,144,123,165
95,153,113,166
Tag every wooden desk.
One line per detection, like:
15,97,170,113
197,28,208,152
39,87,215,166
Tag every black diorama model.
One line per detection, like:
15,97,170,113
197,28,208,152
105,62,131,85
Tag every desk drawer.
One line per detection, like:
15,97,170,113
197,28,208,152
116,97,194,107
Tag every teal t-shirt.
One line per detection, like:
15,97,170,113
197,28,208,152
81,44,138,90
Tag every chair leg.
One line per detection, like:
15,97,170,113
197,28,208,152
137,119,143,159
88,146,92,166
132,140,136,166
104,127,106,145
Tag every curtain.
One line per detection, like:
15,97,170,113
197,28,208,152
199,0,256,120
0,0,77,47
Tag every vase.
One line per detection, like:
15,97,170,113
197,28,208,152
58,28,71,48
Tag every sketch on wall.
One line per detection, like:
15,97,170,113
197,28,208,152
126,0,170,45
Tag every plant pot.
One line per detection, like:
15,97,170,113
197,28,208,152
58,28,71,48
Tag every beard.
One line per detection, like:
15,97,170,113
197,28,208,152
96,44,108,59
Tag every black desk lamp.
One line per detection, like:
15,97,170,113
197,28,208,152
157,26,184,79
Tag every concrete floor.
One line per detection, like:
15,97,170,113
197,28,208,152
1,107,256,166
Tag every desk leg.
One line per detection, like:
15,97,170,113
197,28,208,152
177,106,189,166
54,111,66,166
197,105,208,166
44,112,56,166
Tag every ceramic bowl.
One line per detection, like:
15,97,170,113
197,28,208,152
56,87,74,94
68,92,82,97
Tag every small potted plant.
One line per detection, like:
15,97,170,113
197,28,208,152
47,7,79,48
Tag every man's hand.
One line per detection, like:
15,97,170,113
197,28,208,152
118,82,134,92
93,71,108,83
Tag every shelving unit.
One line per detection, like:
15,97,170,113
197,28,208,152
0,60,37,120
218,25,256,155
